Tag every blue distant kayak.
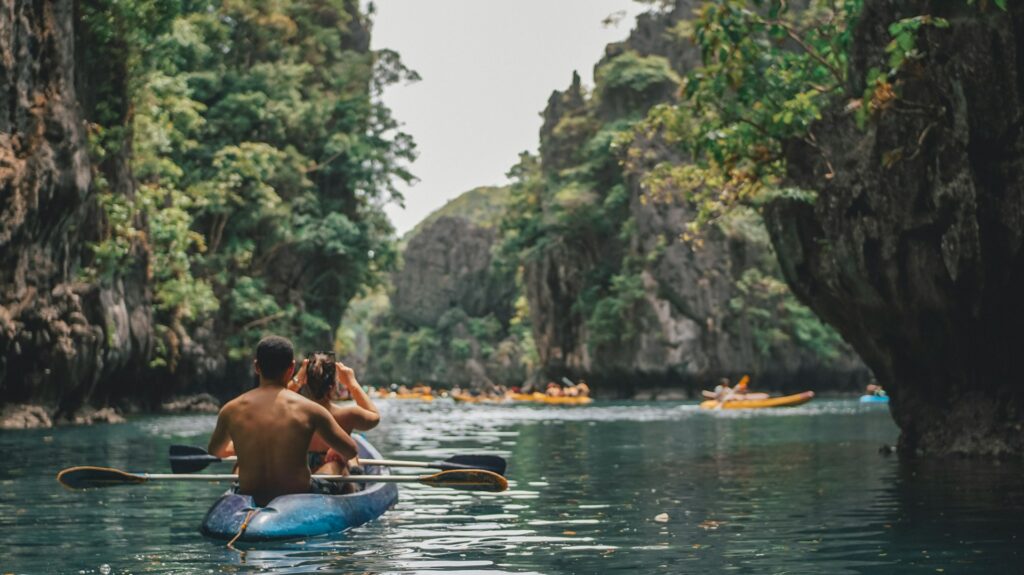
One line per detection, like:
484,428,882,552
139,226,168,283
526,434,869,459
859,395,889,404
200,435,398,541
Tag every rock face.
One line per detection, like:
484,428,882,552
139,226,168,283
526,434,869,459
367,187,527,389
765,1,1024,455
0,1,154,418
394,216,513,327
0,404,52,429
523,0,868,396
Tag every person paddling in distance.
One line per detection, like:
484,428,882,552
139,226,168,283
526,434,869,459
207,336,359,506
288,352,380,492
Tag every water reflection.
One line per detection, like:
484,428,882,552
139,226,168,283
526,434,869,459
0,400,1021,574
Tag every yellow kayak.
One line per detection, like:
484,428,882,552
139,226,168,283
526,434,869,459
451,392,593,405
699,391,814,410
377,392,434,401
451,393,506,404
509,392,593,405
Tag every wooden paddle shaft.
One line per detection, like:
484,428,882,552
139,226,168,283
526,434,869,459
209,456,428,468
139,473,430,483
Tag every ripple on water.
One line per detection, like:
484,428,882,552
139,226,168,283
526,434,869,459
1,399,1022,574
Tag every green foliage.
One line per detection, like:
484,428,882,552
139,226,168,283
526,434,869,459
885,15,950,71
139,185,218,321
634,0,865,233
335,289,390,357
406,328,442,371
83,0,415,368
450,338,473,361
730,268,844,360
587,270,646,351
498,52,651,361
86,191,138,282
634,1,997,231
366,289,533,386
596,51,680,112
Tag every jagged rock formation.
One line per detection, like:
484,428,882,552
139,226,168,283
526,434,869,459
765,1,1024,455
394,216,513,327
523,0,868,397
366,187,527,389
0,0,153,422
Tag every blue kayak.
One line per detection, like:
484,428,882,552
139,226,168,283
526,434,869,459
200,435,398,541
859,395,889,404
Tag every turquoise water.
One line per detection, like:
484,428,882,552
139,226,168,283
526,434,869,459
1,399,1021,574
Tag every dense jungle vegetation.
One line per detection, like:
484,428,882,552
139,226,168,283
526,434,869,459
74,0,1008,389
82,0,415,368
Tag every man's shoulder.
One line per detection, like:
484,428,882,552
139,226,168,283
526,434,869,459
279,389,325,412
221,389,259,411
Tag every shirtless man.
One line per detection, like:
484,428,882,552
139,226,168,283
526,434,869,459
207,336,358,506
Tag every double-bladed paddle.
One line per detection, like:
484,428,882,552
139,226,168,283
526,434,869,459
168,444,506,476
57,466,508,493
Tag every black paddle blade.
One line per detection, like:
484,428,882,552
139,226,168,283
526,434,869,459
422,469,508,492
169,445,221,474
437,455,507,476
57,467,146,490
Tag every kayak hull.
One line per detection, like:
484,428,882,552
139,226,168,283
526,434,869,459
452,392,593,405
377,393,434,401
510,393,593,405
859,395,889,404
451,393,503,404
699,391,815,410
199,435,398,542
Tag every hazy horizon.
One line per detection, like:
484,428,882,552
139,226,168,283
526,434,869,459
371,0,646,235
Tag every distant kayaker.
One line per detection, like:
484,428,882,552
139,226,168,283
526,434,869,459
713,378,732,400
289,352,380,491
575,381,590,397
208,336,359,506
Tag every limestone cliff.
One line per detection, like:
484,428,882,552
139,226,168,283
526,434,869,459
394,187,515,326
0,0,154,420
521,1,868,397
765,1,1024,455
366,187,529,389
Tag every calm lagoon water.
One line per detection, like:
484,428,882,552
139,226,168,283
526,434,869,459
1,399,1021,574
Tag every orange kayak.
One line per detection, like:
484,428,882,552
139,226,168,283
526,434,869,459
376,392,434,401
451,393,505,404
509,392,593,405
699,391,814,410
451,392,593,405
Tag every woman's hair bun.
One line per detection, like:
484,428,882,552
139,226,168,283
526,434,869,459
306,352,335,399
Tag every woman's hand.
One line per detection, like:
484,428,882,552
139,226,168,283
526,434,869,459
288,358,309,392
335,361,357,389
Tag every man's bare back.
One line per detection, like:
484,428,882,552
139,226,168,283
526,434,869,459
208,336,358,506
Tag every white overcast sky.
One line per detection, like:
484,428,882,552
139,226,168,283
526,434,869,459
370,0,646,235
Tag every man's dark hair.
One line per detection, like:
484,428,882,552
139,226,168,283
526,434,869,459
255,336,294,380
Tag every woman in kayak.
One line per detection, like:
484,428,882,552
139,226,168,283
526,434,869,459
289,352,381,492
